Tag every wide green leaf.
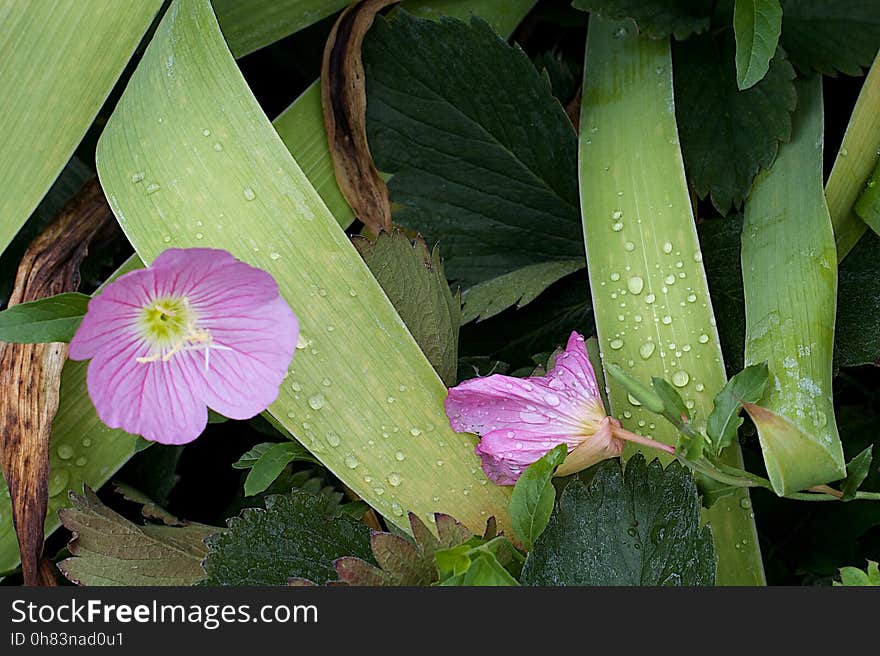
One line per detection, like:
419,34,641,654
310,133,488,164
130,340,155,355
0,293,89,343
202,490,373,585
95,0,511,534
354,231,460,386
836,561,880,586
779,0,880,76
364,12,582,289
743,77,846,495
57,488,216,586
214,0,349,58
521,456,716,585
674,31,796,213
509,444,567,551
0,0,162,256
733,0,782,89
572,0,713,39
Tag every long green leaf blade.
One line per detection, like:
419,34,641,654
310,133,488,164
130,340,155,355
0,0,162,256
95,0,509,534
743,76,845,495
579,17,764,584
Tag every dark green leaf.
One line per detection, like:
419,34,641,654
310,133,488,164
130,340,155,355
836,231,880,367
365,12,582,291
521,455,716,585
57,488,217,586
244,441,320,497
202,490,373,585
355,230,460,386
841,446,873,501
572,0,713,39
835,560,880,586
706,363,769,456
779,0,880,76
532,50,581,102
734,0,783,89
0,292,90,343
509,444,568,551
462,260,584,324
674,32,796,213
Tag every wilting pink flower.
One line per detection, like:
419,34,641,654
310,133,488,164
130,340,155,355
70,248,298,444
445,332,672,485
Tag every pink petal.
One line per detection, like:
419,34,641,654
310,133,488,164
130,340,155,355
475,429,580,485
85,335,208,444
546,332,603,406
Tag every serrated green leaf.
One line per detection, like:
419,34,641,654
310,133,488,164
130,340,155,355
734,0,783,89
57,488,216,586
0,292,89,343
365,12,582,289
202,490,373,585
462,260,585,324
706,363,769,457
674,31,796,212
841,446,873,501
779,0,880,76
572,0,713,39
836,561,880,586
244,442,320,497
354,231,460,386
509,443,567,551
521,455,716,585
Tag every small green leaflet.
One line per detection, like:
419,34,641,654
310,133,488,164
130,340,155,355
835,560,880,586
605,363,665,414
237,441,320,497
734,0,783,89
521,456,716,586
651,376,692,429
840,446,873,501
509,443,567,551
437,552,519,586
435,536,522,586
0,292,89,343
854,157,880,235
706,363,769,457
572,0,713,40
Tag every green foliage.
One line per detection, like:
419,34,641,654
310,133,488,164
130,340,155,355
435,534,523,586
462,260,585,324
58,488,216,586
0,292,89,343
779,0,880,76
521,456,716,585
706,363,769,457
364,12,582,295
836,561,880,586
840,447,873,501
354,231,461,386
573,0,713,39
532,50,581,102
239,442,320,497
202,490,373,585
733,0,782,89
674,32,796,212
509,444,567,551
854,158,880,234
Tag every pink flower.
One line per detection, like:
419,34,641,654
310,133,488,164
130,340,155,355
445,332,672,485
70,248,298,444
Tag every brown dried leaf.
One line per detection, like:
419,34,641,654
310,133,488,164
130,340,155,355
321,0,399,232
0,179,110,585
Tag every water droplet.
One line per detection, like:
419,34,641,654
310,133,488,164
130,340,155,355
693,252,703,263
663,242,673,254
628,393,642,407
48,469,69,497
243,186,256,201
664,274,676,285
327,433,341,447
195,232,204,240
687,293,697,303
698,334,710,344
308,394,325,410
344,455,359,469
291,381,303,392
318,288,327,297
81,438,92,448
624,241,635,252
213,142,223,151
612,222,624,232
395,451,406,461
269,252,281,261
387,472,402,487
145,183,161,195
202,128,211,137
391,501,404,517
672,370,690,387
410,427,422,437
322,378,332,387
374,486,385,496
57,444,74,460
610,272,621,282
739,497,752,510
131,171,145,183
627,276,644,295
612,210,623,219
645,293,656,304
75,456,87,467
544,393,561,407
662,315,672,325
695,383,705,392
162,235,172,244
610,338,624,350
639,341,656,359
